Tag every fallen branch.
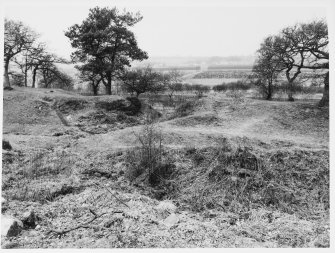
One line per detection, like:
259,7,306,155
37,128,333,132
94,182,130,208
46,211,107,236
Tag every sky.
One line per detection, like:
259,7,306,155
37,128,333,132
2,0,329,60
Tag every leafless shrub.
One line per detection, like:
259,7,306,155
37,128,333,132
125,119,175,187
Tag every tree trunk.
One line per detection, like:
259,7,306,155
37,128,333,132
318,72,329,107
4,59,11,87
105,75,112,95
92,83,98,96
24,55,28,87
32,67,37,88
266,81,272,100
43,71,48,88
287,81,294,102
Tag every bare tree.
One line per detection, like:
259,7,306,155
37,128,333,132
252,37,283,100
287,20,328,106
30,51,69,88
256,20,329,104
166,69,183,101
28,43,48,88
272,31,306,101
4,19,36,87
13,51,31,87
38,64,73,90
253,20,328,104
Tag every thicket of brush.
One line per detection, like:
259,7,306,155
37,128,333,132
275,82,324,94
2,149,80,203
124,131,328,219
213,81,253,92
124,117,176,187
175,143,328,218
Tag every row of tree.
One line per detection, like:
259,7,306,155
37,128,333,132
65,7,211,98
252,20,329,106
4,19,73,89
4,8,329,107
86,66,210,98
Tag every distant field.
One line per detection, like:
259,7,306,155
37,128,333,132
182,69,251,86
184,78,241,86
193,70,252,79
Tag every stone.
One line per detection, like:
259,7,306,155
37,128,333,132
234,237,256,247
163,213,179,227
22,210,36,228
2,140,12,150
1,214,23,237
1,196,6,205
2,242,20,249
156,200,177,214
205,210,217,218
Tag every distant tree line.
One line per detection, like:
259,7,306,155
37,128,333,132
213,81,253,92
4,19,73,89
119,67,210,98
252,20,328,106
6,8,326,106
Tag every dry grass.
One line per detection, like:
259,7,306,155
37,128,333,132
171,142,328,218
124,122,176,187
2,148,80,203
1,87,329,248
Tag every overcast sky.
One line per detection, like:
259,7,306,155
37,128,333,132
3,0,328,60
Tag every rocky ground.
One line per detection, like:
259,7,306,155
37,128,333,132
1,87,330,248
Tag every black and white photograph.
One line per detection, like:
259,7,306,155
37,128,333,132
1,0,333,249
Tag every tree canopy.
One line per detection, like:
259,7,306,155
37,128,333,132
121,67,166,97
253,20,328,105
65,7,148,95
4,19,36,87
252,37,284,100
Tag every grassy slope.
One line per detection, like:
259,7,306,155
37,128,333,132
1,87,329,248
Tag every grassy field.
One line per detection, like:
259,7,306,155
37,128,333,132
184,78,241,86
1,86,329,248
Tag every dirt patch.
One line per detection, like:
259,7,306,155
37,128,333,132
273,103,329,136
173,113,220,127
33,100,51,117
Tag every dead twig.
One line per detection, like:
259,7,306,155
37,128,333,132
46,209,124,237
46,211,107,236
94,182,130,208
